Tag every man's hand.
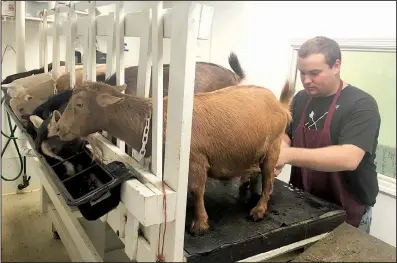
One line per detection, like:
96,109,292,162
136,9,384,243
274,148,290,176
274,135,291,177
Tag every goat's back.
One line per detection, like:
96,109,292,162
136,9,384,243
107,62,243,97
163,85,291,172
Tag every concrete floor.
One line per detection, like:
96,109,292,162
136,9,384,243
2,191,71,262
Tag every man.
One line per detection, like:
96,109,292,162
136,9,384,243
274,36,381,234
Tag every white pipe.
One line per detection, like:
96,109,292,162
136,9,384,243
15,1,26,72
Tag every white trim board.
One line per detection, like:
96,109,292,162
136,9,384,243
378,173,396,197
288,38,396,51
287,37,397,198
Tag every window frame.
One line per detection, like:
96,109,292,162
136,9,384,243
286,37,396,197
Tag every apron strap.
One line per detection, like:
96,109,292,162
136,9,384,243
323,80,343,129
299,97,313,126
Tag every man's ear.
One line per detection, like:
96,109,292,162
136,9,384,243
96,93,125,107
332,59,341,74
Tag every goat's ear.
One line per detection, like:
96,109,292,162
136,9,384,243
96,94,124,107
6,85,24,97
85,82,99,91
114,84,127,93
51,110,62,124
29,115,44,128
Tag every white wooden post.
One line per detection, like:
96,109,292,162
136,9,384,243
52,4,60,75
68,1,76,88
115,1,126,152
88,1,97,81
151,1,164,179
136,9,152,99
105,13,116,84
43,10,49,73
133,8,152,162
103,11,116,139
83,23,89,82
162,2,201,261
39,14,44,69
15,1,26,72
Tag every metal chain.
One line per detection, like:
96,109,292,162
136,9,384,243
138,112,152,157
47,71,58,95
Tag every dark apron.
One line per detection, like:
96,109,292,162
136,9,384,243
289,81,365,227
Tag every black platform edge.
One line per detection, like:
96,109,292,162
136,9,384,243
184,210,346,263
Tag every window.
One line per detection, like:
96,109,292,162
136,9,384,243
288,39,396,180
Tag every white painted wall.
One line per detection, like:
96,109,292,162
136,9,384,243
1,0,395,247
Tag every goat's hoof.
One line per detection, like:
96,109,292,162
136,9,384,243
189,220,209,236
248,206,267,222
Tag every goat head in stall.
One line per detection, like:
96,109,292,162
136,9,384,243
8,65,107,122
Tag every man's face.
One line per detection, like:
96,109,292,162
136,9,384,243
297,53,340,97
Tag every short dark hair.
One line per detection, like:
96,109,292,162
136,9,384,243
298,36,342,68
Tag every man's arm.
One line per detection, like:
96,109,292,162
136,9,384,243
281,133,291,148
279,96,381,172
283,144,365,172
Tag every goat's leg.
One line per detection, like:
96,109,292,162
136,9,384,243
249,139,280,221
188,160,209,236
238,174,251,204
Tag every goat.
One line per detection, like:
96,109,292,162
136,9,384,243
105,52,246,96
28,90,85,177
3,66,69,97
28,85,127,175
8,65,107,122
51,79,294,236
1,62,66,85
28,53,246,171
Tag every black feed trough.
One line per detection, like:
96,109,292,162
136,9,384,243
3,100,135,221
3,91,347,262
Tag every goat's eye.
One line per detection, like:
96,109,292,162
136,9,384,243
76,103,83,108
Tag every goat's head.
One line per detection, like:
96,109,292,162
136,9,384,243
29,113,81,155
10,86,52,120
54,81,127,141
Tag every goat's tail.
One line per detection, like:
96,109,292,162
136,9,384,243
279,80,295,122
228,52,246,81
279,80,294,106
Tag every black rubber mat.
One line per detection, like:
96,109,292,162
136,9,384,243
183,177,346,263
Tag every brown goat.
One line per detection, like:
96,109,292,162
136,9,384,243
9,65,107,121
52,80,294,236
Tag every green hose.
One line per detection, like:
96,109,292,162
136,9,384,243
1,110,24,181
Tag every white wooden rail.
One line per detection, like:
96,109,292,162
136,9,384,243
35,1,214,261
